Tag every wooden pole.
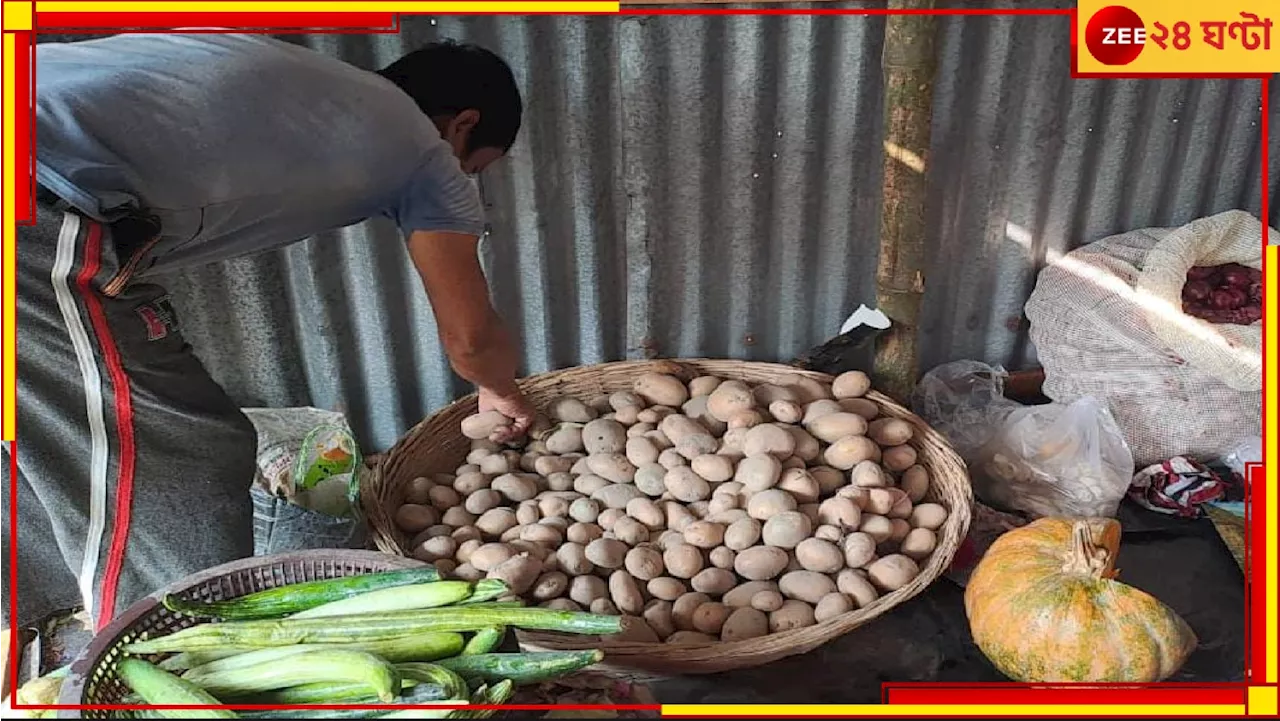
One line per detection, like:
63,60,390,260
874,0,938,403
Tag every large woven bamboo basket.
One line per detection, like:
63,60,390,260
58,550,425,718
365,359,972,675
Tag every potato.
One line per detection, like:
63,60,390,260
705,380,754,422
864,488,895,516
689,376,723,397
794,538,844,574
569,574,608,606
666,630,717,644
729,455,777,494
640,577,682,603
832,569,877,608
455,538,483,563
498,525,524,543
583,454,634,485
717,518,759,553
461,489,500,516
452,525,482,544
743,424,797,459
746,489,797,521
878,443,914,471
780,457,806,472
778,570,837,604
657,448,687,470
741,589,780,613
579,418,626,456
466,448,494,465
627,465,665,498
412,535,457,563
784,428,819,464
761,511,811,550
850,460,888,489
840,397,880,420
814,592,854,622
451,473,489,497
769,600,817,632
734,545,789,581
619,547,661,581
824,436,881,470
623,498,664,530
708,509,750,527
691,567,737,596
468,543,516,573
686,455,731,484
691,601,732,635
816,496,860,530
453,563,484,582
801,399,842,425
544,472,574,493
454,464,481,477
664,466,711,503
434,559,459,576
664,503,696,533
662,543,705,580
865,417,912,446
634,372,689,407
859,514,894,544
683,521,726,549
623,436,661,468
544,598,582,612
708,493,738,516
672,592,712,631
607,570,645,615
630,600,672,641
610,391,645,411
613,405,640,425
711,580,770,608
405,477,436,506
540,516,570,533
900,527,937,560
612,516,650,546
751,383,798,407
592,483,646,511
557,542,594,576
545,425,585,455
709,546,736,570
719,606,768,641
884,488,913,520
462,410,510,440
800,467,840,498
867,554,920,592
478,454,512,476
807,413,869,445
491,474,538,504
909,503,948,530
766,399,803,424
567,498,600,524
520,523,564,546
841,532,876,568
428,485,462,511
777,468,820,503
515,501,541,527
683,395,728,436
566,521,604,545
395,504,439,534
590,598,620,615
488,554,541,595
831,370,871,399
900,465,930,503
531,571,569,601
582,537,628,569
727,410,765,430
549,397,596,424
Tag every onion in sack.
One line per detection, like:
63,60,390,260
964,517,1197,683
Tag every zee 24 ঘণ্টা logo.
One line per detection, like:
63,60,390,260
1085,4,1274,66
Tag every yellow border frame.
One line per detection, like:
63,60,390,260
0,2,1275,716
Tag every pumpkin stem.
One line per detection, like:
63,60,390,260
1062,521,1112,578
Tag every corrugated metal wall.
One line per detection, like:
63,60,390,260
76,8,1274,451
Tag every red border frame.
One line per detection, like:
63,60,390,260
4,4,1272,716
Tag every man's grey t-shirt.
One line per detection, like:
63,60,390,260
36,33,486,274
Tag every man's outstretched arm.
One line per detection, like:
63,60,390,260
407,230,534,441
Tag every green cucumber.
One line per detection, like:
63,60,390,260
457,579,508,605
162,568,441,620
124,608,623,654
461,627,505,656
223,678,422,706
159,632,465,671
116,658,238,719
184,649,399,702
435,650,604,685
235,683,452,719
290,581,474,619
395,663,471,701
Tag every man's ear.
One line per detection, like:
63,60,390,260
443,109,482,159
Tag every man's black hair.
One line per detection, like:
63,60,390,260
378,40,523,154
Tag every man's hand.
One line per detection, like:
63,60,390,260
478,385,536,444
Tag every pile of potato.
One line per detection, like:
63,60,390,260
393,369,950,644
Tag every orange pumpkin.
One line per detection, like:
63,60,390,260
964,517,1197,682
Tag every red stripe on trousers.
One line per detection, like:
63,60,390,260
73,219,137,629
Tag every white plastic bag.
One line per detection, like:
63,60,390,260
1025,211,1265,467
914,361,1135,519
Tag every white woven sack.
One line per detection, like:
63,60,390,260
1024,212,1265,467
1135,209,1263,392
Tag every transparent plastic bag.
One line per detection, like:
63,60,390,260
914,361,1136,518
1222,437,1262,477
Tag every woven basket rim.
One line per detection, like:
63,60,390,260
57,550,425,715
362,358,973,675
